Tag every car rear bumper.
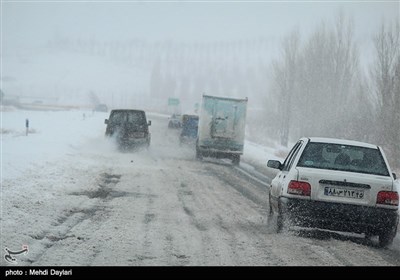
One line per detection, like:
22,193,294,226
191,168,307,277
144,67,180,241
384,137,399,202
180,135,196,143
118,136,149,146
197,147,243,159
280,197,399,235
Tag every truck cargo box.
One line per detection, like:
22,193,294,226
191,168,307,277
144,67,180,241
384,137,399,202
196,94,248,165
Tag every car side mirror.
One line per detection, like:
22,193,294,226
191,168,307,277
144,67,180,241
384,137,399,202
267,160,282,170
393,173,397,180
148,120,151,126
104,119,108,124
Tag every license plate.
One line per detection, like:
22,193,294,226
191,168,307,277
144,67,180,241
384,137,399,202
324,187,364,199
132,132,145,138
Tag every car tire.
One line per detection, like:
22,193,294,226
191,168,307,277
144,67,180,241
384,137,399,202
276,206,283,233
378,223,398,248
266,191,274,227
268,198,273,220
276,201,288,233
196,147,203,160
232,155,240,165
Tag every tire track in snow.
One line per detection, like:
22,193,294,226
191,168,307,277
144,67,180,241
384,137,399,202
20,170,118,265
173,160,282,265
206,162,400,266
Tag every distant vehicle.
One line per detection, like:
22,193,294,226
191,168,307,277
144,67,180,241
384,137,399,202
179,114,199,145
267,137,399,248
168,114,182,128
196,94,248,165
94,104,108,112
105,109,151,150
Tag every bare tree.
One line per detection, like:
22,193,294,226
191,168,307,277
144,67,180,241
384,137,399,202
293,12,359,140
88,90,100,107
150,57,163,99
331,11,359,110
272,29,300,147
394,55,400,169
371,20,400,169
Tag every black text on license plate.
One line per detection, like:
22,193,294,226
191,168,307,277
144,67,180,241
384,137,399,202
324,187,364,199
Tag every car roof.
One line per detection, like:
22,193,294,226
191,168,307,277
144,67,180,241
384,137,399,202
301,137,379,149
111,109,145,113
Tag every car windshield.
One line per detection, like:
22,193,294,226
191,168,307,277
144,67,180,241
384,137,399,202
297,142,390,176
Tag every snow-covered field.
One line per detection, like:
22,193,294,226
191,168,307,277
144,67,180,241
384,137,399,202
0,107,284,265
1,107,399,266
1,108,282,182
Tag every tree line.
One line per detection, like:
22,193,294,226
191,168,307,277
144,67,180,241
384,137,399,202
48,12,399,169
272,12,399,170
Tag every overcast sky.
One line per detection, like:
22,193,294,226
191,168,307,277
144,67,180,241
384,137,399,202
3,1,399,50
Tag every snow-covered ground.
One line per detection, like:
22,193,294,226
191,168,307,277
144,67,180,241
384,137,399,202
1,107,399,266
0,107,283,265
1,107,284,182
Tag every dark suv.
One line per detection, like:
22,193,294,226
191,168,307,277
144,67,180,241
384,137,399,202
105,109,151,149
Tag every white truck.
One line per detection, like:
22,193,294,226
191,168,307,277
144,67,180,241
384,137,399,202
196,94,248,165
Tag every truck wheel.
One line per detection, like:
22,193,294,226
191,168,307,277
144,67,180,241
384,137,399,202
196,147,203,160
232,155,240,165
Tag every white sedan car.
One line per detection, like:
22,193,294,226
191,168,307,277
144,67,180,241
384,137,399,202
267,137,399,247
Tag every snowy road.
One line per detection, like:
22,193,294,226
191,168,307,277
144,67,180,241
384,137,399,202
1,111,399,266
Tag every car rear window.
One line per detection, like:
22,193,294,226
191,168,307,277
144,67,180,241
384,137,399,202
110,111,146,124
297,142,390,176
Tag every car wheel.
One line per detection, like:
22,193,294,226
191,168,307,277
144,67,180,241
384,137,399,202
267,190,274,223
276,201,288,233
364,232,374,240
268,197,273,220
378,223,398,248
232,155,240,165
196,147,203,160
276,206,283,233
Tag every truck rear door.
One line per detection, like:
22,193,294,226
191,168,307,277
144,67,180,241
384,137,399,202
211,99,237,139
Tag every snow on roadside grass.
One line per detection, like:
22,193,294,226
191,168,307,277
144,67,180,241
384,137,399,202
1,109,108,180
1,109,111,265
0,109,279,258
2,108,398,262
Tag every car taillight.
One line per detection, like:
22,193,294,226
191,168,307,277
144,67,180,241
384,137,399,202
376,191,399,206
288,181,311,196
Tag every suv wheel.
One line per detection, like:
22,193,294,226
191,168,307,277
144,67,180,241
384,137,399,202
232,155,240,165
